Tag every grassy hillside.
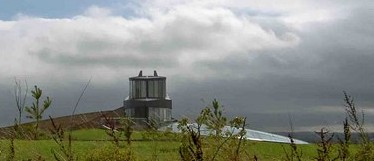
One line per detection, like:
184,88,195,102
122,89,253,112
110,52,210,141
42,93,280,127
0,139,181,160
0,94,369,160
0,128,361,161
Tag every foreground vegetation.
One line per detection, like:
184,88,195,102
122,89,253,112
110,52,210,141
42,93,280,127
0,129,364,160
1,83,374,160
0,135,181,161
0,140,328,160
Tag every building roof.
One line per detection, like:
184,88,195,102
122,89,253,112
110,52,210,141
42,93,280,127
129,76,166,80
160,122,309,144
129,70,166,80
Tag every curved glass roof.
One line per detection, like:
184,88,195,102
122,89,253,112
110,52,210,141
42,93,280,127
160,122,308,144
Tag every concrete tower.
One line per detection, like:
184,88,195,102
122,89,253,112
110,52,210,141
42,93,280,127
124,70,172,124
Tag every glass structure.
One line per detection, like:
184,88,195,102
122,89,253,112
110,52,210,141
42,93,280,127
124,70,172,123
160,123,309,144
129,79,166,99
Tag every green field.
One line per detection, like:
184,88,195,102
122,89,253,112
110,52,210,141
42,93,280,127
0,129,360,161
0,139,182,160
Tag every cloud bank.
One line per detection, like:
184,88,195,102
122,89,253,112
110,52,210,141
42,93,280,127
0,3,299,84
0,0,373,131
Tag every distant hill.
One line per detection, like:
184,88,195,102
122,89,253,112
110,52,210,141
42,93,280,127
0,107,125,138
273,131,374,143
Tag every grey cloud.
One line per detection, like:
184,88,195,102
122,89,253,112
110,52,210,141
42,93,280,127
0,2,373,132
167,4,374,131
0,5,297,83
35,49,177,67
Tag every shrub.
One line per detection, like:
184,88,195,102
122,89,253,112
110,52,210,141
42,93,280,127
343,91,374,160
178,99,248,161
25,85,52,140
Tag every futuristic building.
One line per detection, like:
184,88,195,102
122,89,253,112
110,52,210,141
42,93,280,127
124,70,172,124
160,123,309,144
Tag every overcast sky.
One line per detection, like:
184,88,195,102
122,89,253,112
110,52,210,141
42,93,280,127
0,0,373,132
